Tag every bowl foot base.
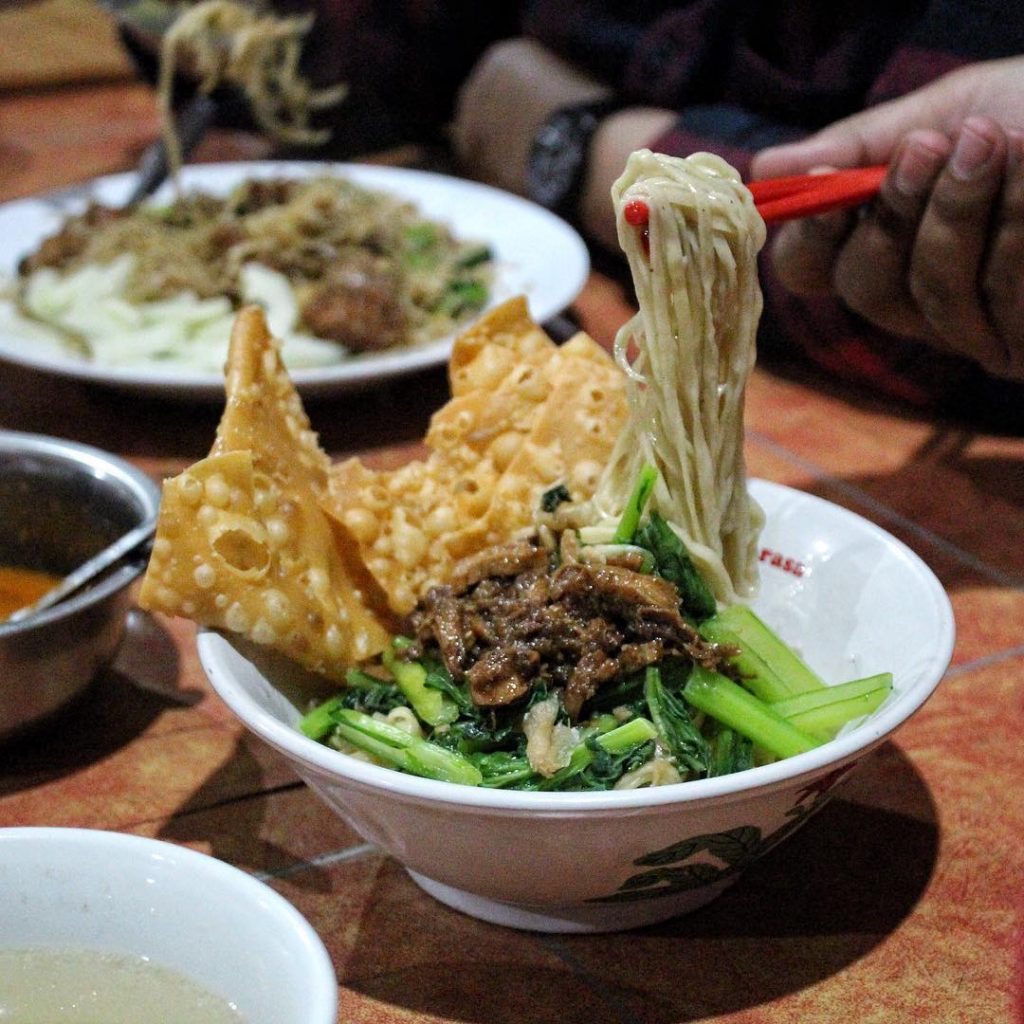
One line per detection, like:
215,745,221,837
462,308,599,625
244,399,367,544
407,871,731,933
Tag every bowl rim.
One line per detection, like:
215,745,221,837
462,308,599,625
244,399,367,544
0,429,160,637
0,826,337,1022
198,479,956,813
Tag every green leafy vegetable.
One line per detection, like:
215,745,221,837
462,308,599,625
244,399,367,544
540,483,572,513
644,665,710,775
584,670,647,716
435,714,519,754
635,511,717,620
436,279,488,317
420,655,475,714
454,244,493,269
402,223,439,269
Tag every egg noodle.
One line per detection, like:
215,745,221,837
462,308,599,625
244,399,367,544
8,176,493,372
592,149,767,604
158,0,346,181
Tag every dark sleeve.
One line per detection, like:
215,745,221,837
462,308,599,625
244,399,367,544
302,0,522,152
127,0,523,156
870,0,1024,102
646,105,804,181
521,0,655,89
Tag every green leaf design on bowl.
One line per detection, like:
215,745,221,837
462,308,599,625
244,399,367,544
590,762,858,903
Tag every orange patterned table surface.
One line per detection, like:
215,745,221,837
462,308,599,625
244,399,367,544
1,80,1022,1024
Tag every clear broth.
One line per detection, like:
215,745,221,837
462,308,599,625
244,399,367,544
0,948,246,1023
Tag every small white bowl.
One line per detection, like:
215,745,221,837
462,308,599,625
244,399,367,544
198,480,955,933
0,828,337,1023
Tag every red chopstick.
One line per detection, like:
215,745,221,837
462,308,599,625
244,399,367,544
749,165,888,223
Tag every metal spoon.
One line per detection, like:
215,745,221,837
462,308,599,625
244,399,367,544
5,516,158,626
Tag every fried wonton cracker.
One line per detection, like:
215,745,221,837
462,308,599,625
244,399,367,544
324,298,628,614
455,334,628,543
140,307,391,678
447,295,558,396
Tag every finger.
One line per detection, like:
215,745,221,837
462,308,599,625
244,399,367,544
751,84,957,178
908,116,1009,368
980,129,1024,379
752,122,877,179
770,208,856,297
831,130,952,338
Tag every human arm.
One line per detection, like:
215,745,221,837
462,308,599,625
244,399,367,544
451,37,616,198
452,39,800,254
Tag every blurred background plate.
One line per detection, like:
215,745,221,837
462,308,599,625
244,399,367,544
0,161,590,400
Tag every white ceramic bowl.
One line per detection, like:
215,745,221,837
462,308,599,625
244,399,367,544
198,480,955,933
0,828,337,1023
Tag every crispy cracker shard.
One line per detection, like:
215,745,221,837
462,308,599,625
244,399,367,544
139,306,390,678
324,297,628,615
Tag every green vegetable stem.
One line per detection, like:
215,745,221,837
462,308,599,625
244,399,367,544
298,695,346,741
771,672,893,737
707,724,754,777
699,604,826,703
682,665,821,761
612,463,659,543
383,638,459,726
332,708,483,786
473,751,538,789
454,244,493,269
541,717,659,790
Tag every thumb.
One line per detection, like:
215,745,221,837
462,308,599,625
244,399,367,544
751,87,957,179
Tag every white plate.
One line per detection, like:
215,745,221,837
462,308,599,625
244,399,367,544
0,161,590,400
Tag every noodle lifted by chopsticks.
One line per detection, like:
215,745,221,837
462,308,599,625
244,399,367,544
593,149,766,604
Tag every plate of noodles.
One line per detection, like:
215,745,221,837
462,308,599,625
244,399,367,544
0,161,589,400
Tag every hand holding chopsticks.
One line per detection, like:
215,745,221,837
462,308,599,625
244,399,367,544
750,114,1024,382
749,165,887,223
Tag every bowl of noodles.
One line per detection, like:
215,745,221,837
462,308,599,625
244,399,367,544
140,151,954,931
196,474,952,933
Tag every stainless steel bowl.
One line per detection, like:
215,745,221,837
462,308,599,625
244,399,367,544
0,431,160,739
